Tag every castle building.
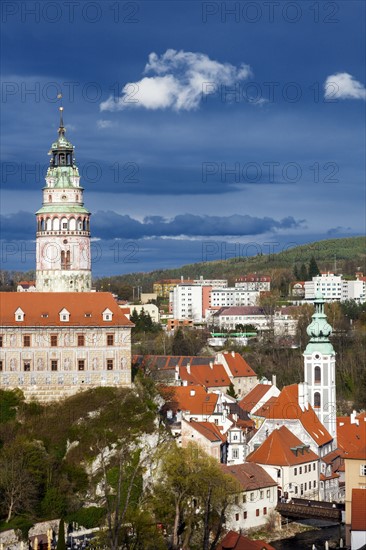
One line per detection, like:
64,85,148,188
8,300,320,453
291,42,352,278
36,107,91,292
0,108,133,401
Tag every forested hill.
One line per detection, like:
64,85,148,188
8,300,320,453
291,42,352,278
96,236,366,291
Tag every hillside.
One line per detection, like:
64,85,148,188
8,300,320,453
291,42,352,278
95,236,366,291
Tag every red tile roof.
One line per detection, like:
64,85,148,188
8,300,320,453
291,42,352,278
239,384,273,412
186,420,226,442
351,489,366,531
246,426,319,466
345,445,366,460
256,384,333,447
222,352,257,377
221,462,277,491
0,292,133,327
337,414,366,454
161,385,219,415
180,363,231,388
216,531,275,550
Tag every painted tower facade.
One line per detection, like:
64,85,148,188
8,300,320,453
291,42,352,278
36,108,92,292
303,293,337,443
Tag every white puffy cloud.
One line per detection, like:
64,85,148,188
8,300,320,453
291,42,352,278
100,49,252,112
324,72,366,100
96,119,114,129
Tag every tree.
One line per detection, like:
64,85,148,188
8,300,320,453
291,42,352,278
308,256,320,279
172,328,191,355
0,440,39,522
226,383,238,399
299,263,308,281
293,264,299,281
56,519,66,550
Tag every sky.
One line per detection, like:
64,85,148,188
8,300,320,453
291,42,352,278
1,0,365,276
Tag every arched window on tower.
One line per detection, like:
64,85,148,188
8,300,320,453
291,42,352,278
314,366,321,384
61,250,71,270
314,392,321,408
49,194,52,202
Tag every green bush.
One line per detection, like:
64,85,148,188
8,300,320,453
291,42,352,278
67,507,106,529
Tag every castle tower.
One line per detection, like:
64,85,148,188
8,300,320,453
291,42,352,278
303,292,337,443
36,107,92,292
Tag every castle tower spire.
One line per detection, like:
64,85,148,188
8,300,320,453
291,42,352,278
303,292,337,445
35,106,92,292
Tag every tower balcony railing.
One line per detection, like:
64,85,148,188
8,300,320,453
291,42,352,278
36,230,90,237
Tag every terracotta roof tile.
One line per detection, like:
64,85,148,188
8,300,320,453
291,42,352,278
222,352,257,377
239,384,273,412
180,363,231,388
216,531,275,550
256,384,332,446
186,420,226,442
337,414,366,454
247,426,319,466
221,462,277,491
0,292,133,327
351,489,366,531
161,385,218,416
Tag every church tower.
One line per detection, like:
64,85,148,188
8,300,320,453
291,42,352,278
303,293,337,443
36,107,92,292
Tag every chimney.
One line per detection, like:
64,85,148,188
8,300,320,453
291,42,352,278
209,361,213,369
183,380,188,386
350,410,359,425
272,374,277,387
231,351,235,357
232,413,238,422
181,275,184,282
187,362,191,374
190,389,195,397
298,382,308,411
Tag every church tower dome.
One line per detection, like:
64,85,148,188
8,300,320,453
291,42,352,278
303,292,337,444
35,107,92,292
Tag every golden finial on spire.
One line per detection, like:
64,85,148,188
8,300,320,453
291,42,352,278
57,93,65,135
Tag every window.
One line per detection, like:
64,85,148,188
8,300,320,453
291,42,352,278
78,360,85,371
78,335,85,347
299,467,302,475
256,509,260,517
23,335,31,347
313,481,316,488
260,490,264,499
24,362,30,371
304,465,307,473
0,335,3,347
313,463,316,471
294,467,297,476
295,486,298,494
314,392,321,408
250,493,254,502
314,366,321,383
243,511,247,519
107,359,113,370
235,513,239,521
234,496,239,505
107,334,114,346
51,360,58,371
232,449,239,459
304,483,307,491
0,361,3,371
263,507,267,515
360,465,366,476
266,489,270,498
51,335,58,347
243,494,246,503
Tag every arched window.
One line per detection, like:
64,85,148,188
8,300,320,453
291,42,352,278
314,366,321,384
46,218,52,231
69,217,76,231
314,392,321,408
52,217,60,231
48,194,52,202
61,217,68,230
77,217,82,230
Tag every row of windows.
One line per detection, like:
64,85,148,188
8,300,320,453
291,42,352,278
0,334,115,347
0,359,115,371
294,463,317,475
235,508,267,521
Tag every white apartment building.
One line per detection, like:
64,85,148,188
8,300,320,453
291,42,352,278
170,284,207,322
305,272,343,302
305,272,366,303
235,275,271,292
212,306,298,336
193,276,228,287
210,288,259,308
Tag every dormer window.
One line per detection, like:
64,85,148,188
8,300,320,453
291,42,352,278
59,308,70,322
15,307,25,322
102,308,113,321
